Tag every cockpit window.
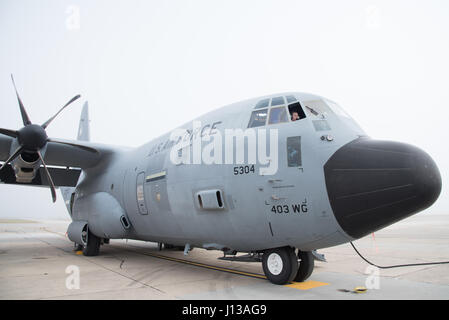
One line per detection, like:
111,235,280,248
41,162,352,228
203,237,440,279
303,100,332,119
248,109,268,128
288,102,306,121
268,106,289,125
286,95,297,103
271,96,285,106
248,96,307,128
326,100,351,118
254,98,270,109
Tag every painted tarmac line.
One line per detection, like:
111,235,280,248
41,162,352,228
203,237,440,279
123,247,329,290
286,280,330,290
125,248,267,279
38,228,330,291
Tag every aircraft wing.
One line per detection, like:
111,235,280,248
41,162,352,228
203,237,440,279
0,134,127,187
0,78,125,200
43,138,117,169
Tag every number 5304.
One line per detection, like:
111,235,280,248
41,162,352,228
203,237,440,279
233,165,255,175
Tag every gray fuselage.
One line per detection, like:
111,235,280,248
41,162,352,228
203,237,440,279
70,92,441,253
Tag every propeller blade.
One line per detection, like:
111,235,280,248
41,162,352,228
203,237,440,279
0,128,18,138
37,150,57,203
41,94,82,129
48,139,99,154
10,74,32,126
0,146,23,171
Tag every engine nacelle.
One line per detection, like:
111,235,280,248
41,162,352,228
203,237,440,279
12,152,41,183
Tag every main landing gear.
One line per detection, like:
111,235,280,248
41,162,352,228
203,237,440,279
73,229,102,256
262,247,314,285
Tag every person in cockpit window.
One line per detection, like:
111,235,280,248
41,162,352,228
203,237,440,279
291,111,300,121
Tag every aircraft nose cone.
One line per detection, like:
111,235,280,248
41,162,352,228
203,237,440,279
324,138,442,239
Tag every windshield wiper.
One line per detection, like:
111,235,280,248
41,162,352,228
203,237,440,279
305,105,326,119
306,106,319,116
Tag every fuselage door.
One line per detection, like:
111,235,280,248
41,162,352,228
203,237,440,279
144,170,171,215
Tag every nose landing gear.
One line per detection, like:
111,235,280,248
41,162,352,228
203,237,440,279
294,250,314,282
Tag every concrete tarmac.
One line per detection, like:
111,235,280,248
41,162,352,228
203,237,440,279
0,214,448,300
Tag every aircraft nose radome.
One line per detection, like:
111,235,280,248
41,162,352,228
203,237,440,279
324,138,442,239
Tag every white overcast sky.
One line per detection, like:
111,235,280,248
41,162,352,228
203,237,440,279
0,0,448,219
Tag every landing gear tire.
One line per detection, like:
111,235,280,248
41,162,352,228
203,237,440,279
262,247,298,285
294,250,314,282
82,230,101,256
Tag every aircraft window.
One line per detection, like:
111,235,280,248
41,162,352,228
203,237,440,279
271,96,285,106
248,109,268,128
146,170,166,183
120,215,130,229
288,102,306,121
303,100,332,118
286,95,297,103
268,106,289,125
326,100,351,118
305,105,320,116
255,98,270,109
287,136,302,167
136,172,148,215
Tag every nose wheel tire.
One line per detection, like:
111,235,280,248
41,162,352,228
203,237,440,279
262,247,298,285
82,229,101,256
294,250,314,282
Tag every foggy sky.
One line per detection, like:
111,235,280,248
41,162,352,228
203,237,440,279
0,0,448,220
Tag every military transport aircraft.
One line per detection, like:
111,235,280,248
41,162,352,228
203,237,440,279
0,76,442,285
